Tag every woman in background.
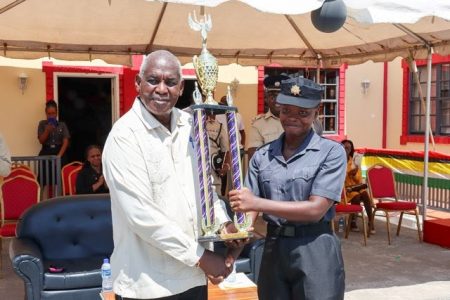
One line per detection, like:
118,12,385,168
37,100,70,162
341,139,375,233
76,145,108,194
37,100,70,198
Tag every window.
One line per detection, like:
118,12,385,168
264,67,339,134
409,63,450,135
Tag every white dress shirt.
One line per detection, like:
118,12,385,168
103,99,230,299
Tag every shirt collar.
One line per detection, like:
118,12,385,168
264,110,279,120
270,129,321,160
132,97,188,132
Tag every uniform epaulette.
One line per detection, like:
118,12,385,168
255,140,275,154
251,114,264,125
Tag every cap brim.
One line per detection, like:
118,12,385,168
276,94,321,109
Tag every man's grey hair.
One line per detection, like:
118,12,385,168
139,50,183,79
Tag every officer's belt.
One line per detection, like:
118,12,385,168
267,222,331,238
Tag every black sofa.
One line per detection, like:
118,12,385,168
9,194,264,300
9,194,113,300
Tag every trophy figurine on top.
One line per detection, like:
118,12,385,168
188,11,252,241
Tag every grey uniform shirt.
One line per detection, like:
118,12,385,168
245,129,346,225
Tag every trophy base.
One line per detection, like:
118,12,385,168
191,104,237,115
198,231,253,242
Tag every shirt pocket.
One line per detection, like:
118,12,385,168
288,167,317,199
259,169,275,198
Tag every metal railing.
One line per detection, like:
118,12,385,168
11,155,61,198
360,148,450,213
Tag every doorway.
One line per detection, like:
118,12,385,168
57,76,113,163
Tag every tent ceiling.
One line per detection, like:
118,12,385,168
0,0,449,66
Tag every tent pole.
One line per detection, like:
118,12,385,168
408,53,436,150
421,47,432,224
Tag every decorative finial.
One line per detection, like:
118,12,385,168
188,11,212,50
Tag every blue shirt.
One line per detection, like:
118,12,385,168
245,130,346,225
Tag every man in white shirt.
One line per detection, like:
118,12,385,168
103,50,240,300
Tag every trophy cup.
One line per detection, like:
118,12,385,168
189,12,251,241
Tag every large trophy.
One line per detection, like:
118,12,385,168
188,12,251,241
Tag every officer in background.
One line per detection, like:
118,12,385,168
206,111,230,196
247,74,287,161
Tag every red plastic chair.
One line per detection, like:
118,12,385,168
67,167,82,195
333,189,368,246
367,164,422,245
0,175,40,270
4,168,36,180
61,161,82,195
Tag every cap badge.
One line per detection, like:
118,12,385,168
274,81,280,87
290,84,301,96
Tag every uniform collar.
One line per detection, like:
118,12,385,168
270,129,321,161
132,98,188,132
264,110,279,120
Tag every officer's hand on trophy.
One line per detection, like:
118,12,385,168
221,221,250,249
228,187,258,213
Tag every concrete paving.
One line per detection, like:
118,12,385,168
340,218,450,300
1,218,450,299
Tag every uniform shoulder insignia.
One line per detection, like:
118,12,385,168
251,114,264,125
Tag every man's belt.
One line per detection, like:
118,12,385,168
267,222,331,238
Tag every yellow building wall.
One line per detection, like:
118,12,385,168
0,57,121,156
1,56,449,157
0,63,46,156
344,61,384,148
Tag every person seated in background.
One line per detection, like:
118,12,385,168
341,139,375,233
76,144,108,194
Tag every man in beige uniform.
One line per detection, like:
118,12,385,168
206,112,229,196
247,75,287,160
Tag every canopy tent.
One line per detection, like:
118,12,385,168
1,0,448,221
0,0,450,66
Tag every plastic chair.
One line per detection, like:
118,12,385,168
333,189,368,246
11,162,33,172
366,164,422,245
4,168,36,180
61,161,83,195
67,167,82,195
0,175,40,270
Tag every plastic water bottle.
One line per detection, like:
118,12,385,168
225,262,237,283
338,217,345,233
101,258,113,292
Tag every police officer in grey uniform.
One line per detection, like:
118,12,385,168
229,76,346,300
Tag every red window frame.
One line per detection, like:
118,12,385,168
400,54,450,145
257,64,347,142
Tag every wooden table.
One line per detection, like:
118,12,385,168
107,282,258,300
208,282,258,300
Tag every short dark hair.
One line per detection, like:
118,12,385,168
341,139,355,157
45,100,57,111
